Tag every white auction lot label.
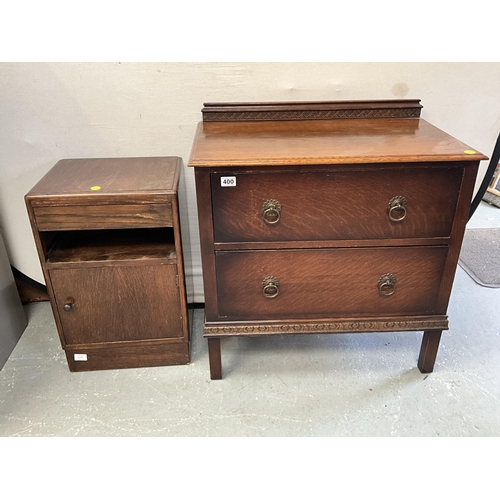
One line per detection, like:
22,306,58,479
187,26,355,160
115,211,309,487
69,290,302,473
220,176,236,187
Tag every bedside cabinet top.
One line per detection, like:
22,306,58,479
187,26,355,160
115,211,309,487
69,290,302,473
26,156,182,200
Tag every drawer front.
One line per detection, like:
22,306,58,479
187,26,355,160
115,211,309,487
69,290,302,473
34,203,172,231
216,247,448,320
49,264,182,345
211,168,462,242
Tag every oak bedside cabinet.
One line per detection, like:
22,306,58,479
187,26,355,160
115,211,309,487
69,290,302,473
188,100,487,380
25,157,190,372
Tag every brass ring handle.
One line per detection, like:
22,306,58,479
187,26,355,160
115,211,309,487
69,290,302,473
378,274,397,296
262,199,281,225
262,276,280,299
388,196,407,222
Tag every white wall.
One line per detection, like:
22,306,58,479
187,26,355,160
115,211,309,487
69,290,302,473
1,62,499,302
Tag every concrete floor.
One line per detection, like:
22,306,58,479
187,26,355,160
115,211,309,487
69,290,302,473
1,202,499,437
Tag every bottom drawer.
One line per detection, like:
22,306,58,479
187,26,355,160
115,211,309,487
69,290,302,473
215,246,448,320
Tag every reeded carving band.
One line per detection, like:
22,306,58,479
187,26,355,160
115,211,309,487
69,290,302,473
204,317,448,337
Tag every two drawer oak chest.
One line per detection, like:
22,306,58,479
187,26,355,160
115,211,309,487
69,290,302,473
26,157,190,371
188,100,487,380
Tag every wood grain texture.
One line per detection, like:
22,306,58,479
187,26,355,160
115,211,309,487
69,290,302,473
436,164,480,313
418,330,443,373
214,237,450,251
33,203,173,231
171,187,190,343
26,157,181,197
194,168,219,321
188,119,487,167
46,228,177,265
211,166,462,242
25,201,70,348
49,264,182,344
207,338,222,380
216,246,448,320
65,340,190,372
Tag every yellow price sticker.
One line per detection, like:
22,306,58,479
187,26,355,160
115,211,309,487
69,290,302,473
464,150,476,155
90,186,101,191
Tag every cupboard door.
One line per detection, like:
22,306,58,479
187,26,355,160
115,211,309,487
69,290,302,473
49,264,182,345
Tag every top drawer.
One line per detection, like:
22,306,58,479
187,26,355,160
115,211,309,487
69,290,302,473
211,166,463,242
33,203,173,231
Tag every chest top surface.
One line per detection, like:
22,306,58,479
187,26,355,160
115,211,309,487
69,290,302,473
26,156,181,199
188,100,487,167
